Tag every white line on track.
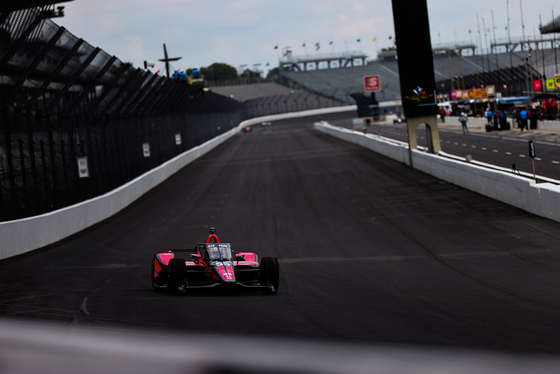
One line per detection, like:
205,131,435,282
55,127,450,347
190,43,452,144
80,296,90,316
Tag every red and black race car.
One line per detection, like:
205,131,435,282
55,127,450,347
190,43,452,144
151,228,279,295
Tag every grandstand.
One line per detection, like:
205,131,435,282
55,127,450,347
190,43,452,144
279,50,368,71
279,47,560,105
211,82,297,101
281,61,401,104
211,82,345,118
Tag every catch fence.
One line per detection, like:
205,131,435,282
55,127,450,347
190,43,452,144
0,4,244,221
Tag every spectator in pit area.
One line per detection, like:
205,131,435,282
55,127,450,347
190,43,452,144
486,108,493,125
530,107,539,130
499,109,507,130
192,67,200,78
172,70,179,80
458,112,469,134
439,107,446,123
520,107,528,131
179,70,186,81
493,109,500,130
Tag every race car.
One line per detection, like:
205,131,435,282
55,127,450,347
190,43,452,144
393,114,406,123
151,228,279,295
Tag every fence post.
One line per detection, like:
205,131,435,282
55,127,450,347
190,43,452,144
4,107,17,217
46,113,59,209
26,109,39,189
39,139,48,212
18,139,26,188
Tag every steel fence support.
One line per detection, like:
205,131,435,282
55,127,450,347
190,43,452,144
136,78,168,116
0,15,44,67
5,27,66,104
125,73,161,115
140,79,175,114
87,64,130,115
160,84,187,114
113,70,151,115
68,55,117,115
25,38,85,109
99,68,142,116
45,47,101,113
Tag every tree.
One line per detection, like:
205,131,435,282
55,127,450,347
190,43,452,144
200,63,238,81
240,69,261,78
266,67,290,86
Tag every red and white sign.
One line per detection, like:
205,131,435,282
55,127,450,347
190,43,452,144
533,79,543,92
364,75,381,92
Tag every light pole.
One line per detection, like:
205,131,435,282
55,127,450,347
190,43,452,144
525,48,533,96
520,0,526,51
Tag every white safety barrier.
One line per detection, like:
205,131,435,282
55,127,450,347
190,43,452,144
0,106,355,260
314,121,560,224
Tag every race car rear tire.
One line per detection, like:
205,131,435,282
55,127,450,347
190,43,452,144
167,258,187,295
260,257,279,295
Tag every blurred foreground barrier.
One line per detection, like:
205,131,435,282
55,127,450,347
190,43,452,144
1,318,560,374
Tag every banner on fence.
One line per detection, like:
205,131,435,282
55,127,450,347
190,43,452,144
77,157,89,178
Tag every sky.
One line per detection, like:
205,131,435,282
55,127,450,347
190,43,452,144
55,0,560,76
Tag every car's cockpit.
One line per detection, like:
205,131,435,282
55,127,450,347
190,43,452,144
197,243,232,262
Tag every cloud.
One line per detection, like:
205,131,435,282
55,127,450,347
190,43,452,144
56,0,560,71
119,36,146,64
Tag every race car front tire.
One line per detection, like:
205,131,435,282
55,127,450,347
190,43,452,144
260,257,279,295
167,258,187,294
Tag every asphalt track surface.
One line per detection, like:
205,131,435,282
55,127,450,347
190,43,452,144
2,112,560,354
